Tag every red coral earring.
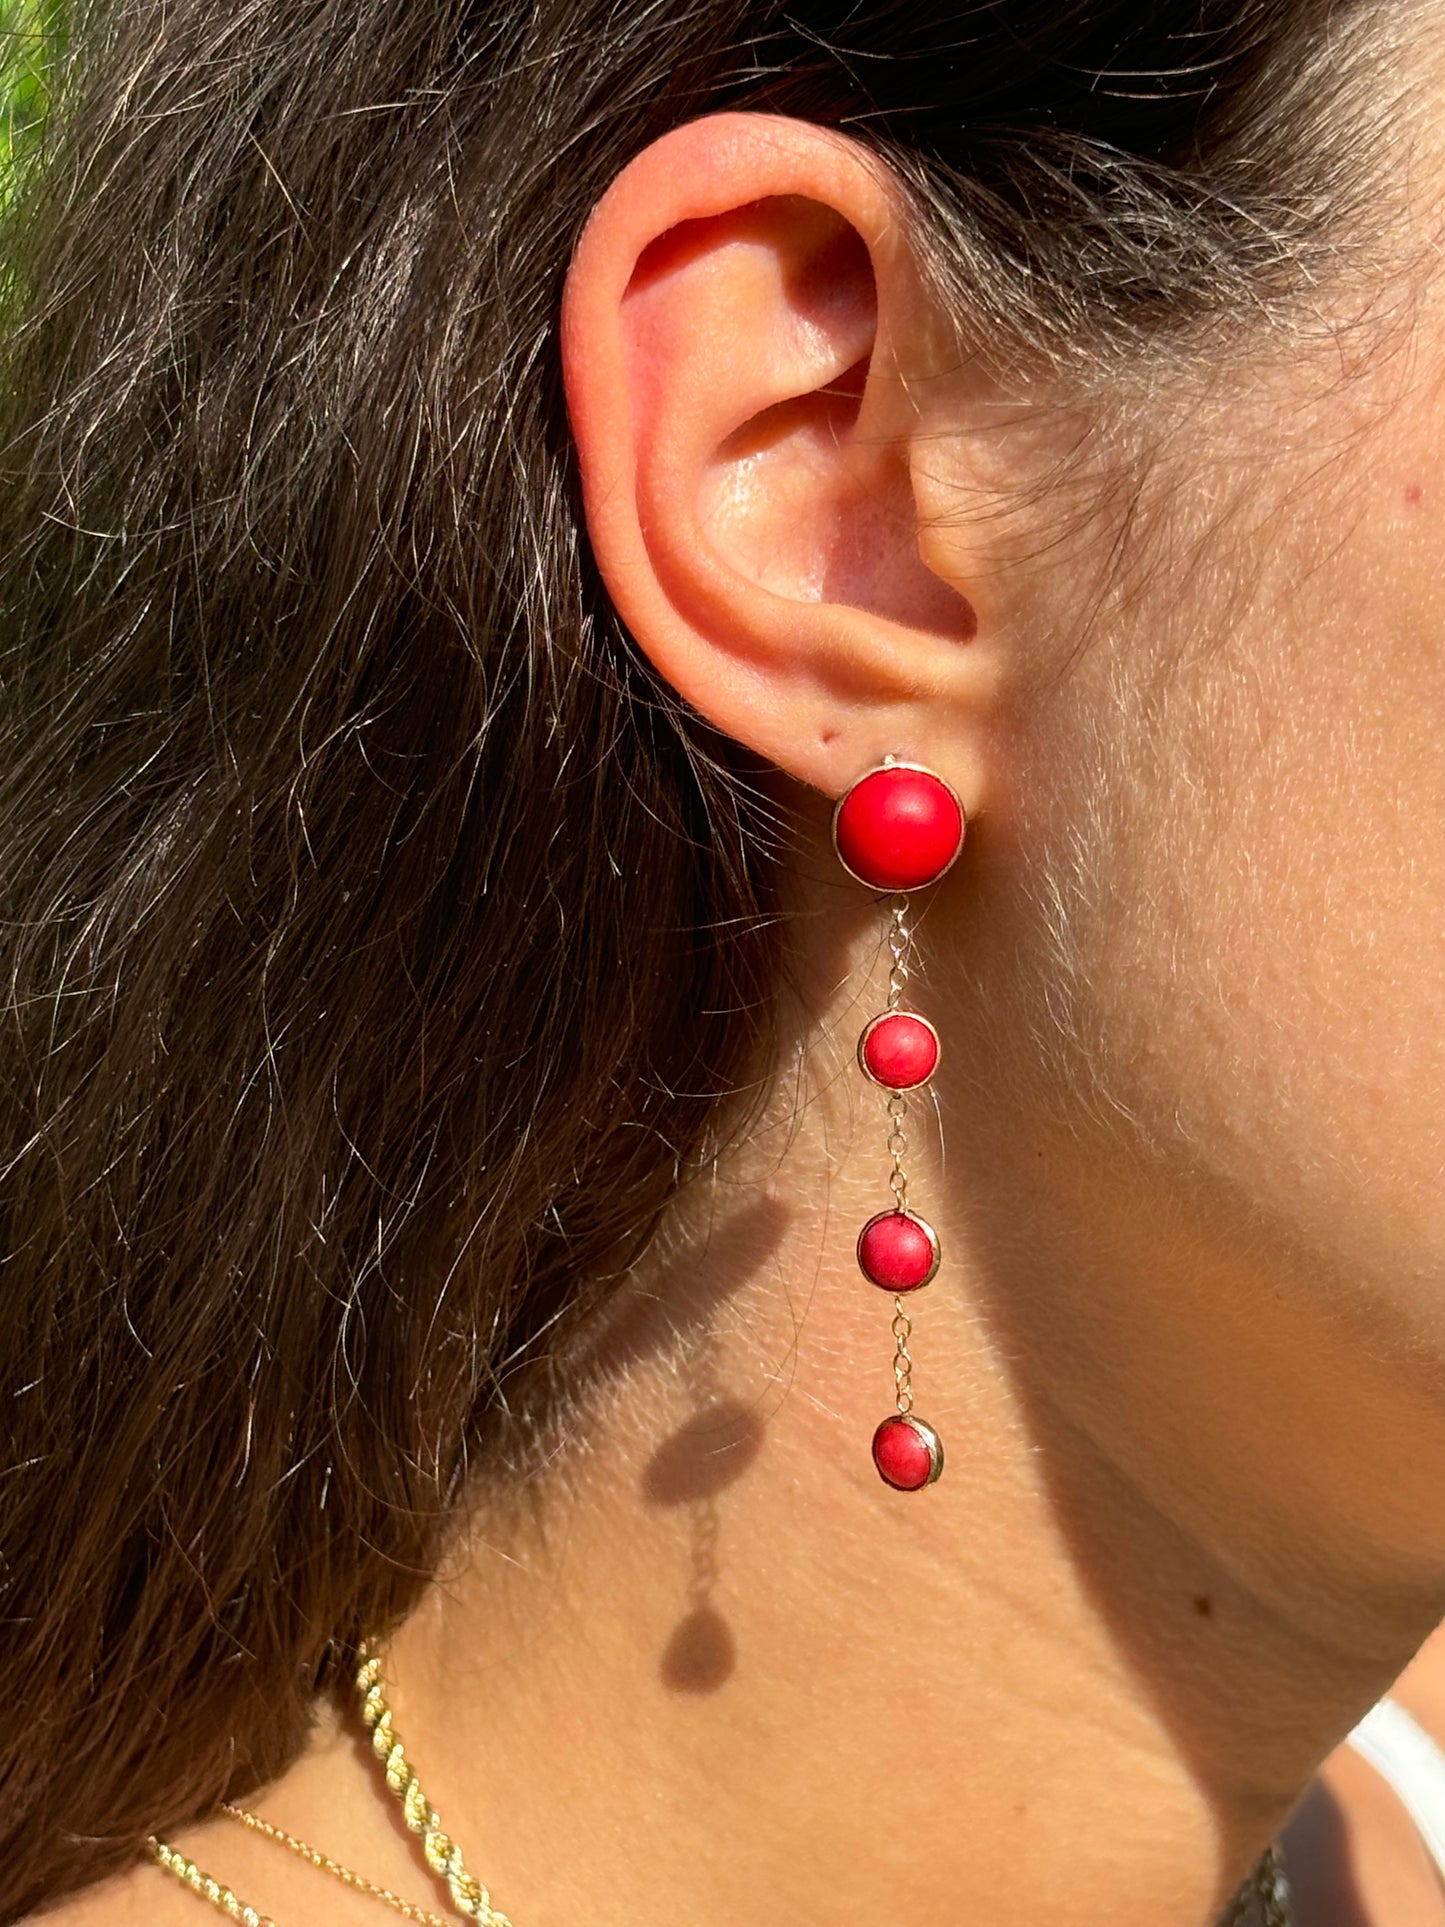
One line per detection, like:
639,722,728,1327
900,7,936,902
831,758,965,1491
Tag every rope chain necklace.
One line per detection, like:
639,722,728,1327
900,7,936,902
148,1646,1293,1927
149,1646,510,1927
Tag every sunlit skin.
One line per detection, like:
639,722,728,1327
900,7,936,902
1288,1624,1445,1923
46,90,1445,1927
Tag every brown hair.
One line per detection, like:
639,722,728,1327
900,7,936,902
0,0,1402,1914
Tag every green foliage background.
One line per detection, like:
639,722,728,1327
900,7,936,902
2,0,61,184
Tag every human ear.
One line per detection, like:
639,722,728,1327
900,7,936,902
560,112,1000,805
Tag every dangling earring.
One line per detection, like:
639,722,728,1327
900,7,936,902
832,756,966,1492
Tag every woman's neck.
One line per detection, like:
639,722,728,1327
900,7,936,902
186,953,1445,1927
350,1087,1420,1927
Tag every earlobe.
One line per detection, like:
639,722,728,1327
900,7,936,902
561,112,990,801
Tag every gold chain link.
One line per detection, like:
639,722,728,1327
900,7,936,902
149,1646,513,1927
885,897,910,1011
219,1805,457,1926
147,1839,275,1927
891,1296,915,1414
885,1091,909,1210
356,1647,512,1927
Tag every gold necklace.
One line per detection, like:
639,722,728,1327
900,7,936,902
150,1645,1290,1927
148,1646,512,1927
149,1811,454,1927
222,1805,456,1925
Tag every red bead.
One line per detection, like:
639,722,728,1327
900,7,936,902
856,1210,940,1291
872,1415,944,1490
858,1011,940,1090
832,763,965,892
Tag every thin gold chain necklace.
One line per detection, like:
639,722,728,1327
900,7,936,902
149,1808,455,1927
149,1645,1290,1927
148,1646,512,1926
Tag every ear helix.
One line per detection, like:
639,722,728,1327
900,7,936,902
831,758,965,1491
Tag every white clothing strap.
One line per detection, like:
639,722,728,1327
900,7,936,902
1347,1696,1445,1878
